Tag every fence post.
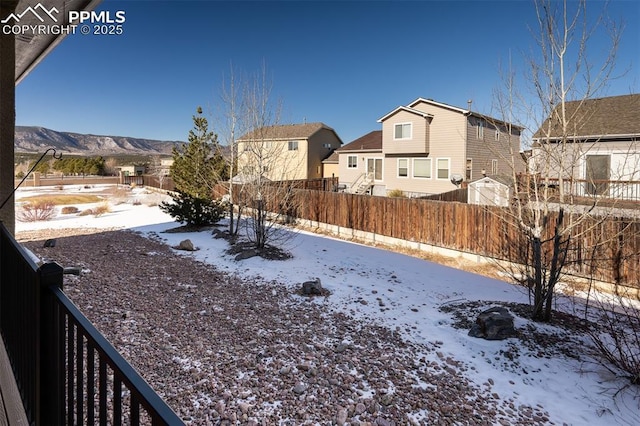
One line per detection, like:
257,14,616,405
38,261,64,425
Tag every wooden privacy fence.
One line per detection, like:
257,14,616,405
288,189,640,287
207,179,639,286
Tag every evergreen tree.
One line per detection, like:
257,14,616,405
162,107,229,227
170,107,228,198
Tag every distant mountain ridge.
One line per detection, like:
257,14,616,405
15,126,182,155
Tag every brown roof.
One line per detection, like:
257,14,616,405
336,130,382,152
322,151,339,163
238,122,342,143
533,94,640,139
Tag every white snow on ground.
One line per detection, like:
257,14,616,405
15,185,640,425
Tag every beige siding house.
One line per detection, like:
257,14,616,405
336,98,523,197
236,122,342,182
531,94,640,199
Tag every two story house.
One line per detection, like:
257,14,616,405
336,98,523,197
530,93,640,199
236,122,342,182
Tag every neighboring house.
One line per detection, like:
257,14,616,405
334,130,383,194
236,122,342,181
336,98,523,197
118,165,145,176
322,151,340,178
530,93,640,199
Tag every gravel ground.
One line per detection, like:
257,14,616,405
18,228,555,425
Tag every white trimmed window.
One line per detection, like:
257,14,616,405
397,159,408,177
491,159,498,175
323,143,332,148
477,121,484,138
394,123,412,140
413,158,431,179
495,129,500,141
288,141,299,151
466,158,472,180
347,155,358,168
436,158,450,179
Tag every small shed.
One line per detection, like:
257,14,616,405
468,176,512,207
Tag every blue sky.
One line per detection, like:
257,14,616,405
15,0,640,145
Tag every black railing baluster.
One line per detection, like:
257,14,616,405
99,356,107,425
67,323,75,425
77,331,84,424
131,395,140,425
114,376,122,426
87,345,95,425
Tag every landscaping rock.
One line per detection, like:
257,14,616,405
175,239,196,251
468,306,516,340
234,249,259,261
302,278,323,296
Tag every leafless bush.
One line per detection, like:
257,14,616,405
17,201,56,222
587,287,640,388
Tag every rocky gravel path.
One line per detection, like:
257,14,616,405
18,228,552,425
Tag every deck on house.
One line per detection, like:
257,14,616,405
0,339,29,426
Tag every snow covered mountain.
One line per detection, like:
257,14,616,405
15,126,181,155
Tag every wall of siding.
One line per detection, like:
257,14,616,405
381,110,429,154
381,101,467,195
307,129,342,179
337,151,382,189
466,118,524,181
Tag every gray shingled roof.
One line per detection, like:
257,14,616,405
533,94,640,139
335,130,382,152
238,122,341,142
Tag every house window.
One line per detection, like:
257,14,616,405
288,141,298,151
323,143,332,148
347,155,358,168
398,159,408,177
466,159,472,181
495,129,500,141
394,123,412,140
491,159,498,175
477,121,484,138
413,158,431,179
437,158,450,179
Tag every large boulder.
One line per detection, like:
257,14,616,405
468,306,516,340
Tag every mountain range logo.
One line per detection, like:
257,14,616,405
1,3,59,24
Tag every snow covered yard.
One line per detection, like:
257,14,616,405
15,185,640,425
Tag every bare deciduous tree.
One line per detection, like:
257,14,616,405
215,64,301,250
491,0,623,322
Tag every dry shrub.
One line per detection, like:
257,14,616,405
78,209,93,216
387,189,406,198
17,201,56,222
92,202,111,217
61,206,79,214
55,184,64,191
132,199,142,206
